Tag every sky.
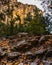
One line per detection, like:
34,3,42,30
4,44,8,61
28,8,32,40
18,0,44,11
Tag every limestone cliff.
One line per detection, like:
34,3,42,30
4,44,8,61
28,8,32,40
0,0,43,24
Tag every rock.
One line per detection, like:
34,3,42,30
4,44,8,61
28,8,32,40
17,40,27,46
7,35,16,40
25,51,33,55
47,47,52,52
43,60,52,65
27,37,38,46
39,36,45,43
34,48,47,55
42,48,52,65
18,63,23,65
6,63,13,65
33,48,47,59
11,40,32,52
0,51,6,57
25,51,34,59
45,35,52,39
43,48,52,59
7,52,20,59
0,47,6,57
0,37,6,41
30,62,37,65
10,40,27,51
14,62,20,65
10,45,17,51
18,32,28,37
2,37,6,41
0,46,7,51
16,44,31,52
27,37,38,42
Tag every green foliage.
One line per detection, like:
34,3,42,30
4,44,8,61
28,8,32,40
0,5,49,36
24,12,32,22
24,8,48,35
0,13,5,21
0,19,17,36
0,22,8,36
9,19,15,35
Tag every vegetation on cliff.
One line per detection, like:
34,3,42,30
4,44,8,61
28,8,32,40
0,0,49,36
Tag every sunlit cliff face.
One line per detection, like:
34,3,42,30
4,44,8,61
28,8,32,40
13,4,36,24
0,0,43,24
18,0,52,15
18,0,44,11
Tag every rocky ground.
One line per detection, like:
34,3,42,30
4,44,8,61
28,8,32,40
0,33,52,65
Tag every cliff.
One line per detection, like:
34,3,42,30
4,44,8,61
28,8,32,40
0,0,43,24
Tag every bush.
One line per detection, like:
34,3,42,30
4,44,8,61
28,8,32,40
24,8,48,35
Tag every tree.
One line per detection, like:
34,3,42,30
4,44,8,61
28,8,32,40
24,12,32,23
24,7,47,35
0,13,5,21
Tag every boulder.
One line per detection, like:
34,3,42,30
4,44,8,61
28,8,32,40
43,60,52,65
16,40,27,46
11,40,32,52
18,63,23,65
44,48,52,59
30,62,37,65
16,44,31,52
0,47,6,57
26,37,39,46
39,35,45,43
7,52,20,59
18,32,28,37
0,46,7,51
25,51,33,55
25,51,35,60
35,49,46,55
0,51,6,57
42,48,52,65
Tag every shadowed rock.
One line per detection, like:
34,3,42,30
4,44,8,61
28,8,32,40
11,40,32,52
43,60,52,65
30,62,37,65
43,48,52,65
18,63,23,65
18,32,28,37
7,52,20,59
35,49,47,55
25,51,35,60
0,47,6,57
39,35,45,43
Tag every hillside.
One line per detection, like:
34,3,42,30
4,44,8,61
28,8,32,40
0,0,43,24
